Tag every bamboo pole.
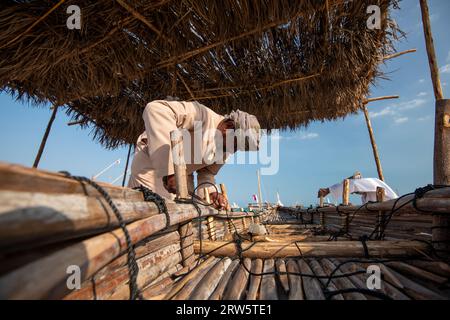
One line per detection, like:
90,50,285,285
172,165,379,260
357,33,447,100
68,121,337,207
383,49,417,61
170,130,188,200
420,0,449,257
33,106,58,168
376,187,386,239
121,144,132,187
363,95,399,104
419,0,444,100
342,179,350,205
363,105,385,181
220,183,232,211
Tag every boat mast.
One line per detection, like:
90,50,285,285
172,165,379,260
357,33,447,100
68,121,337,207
257,169,263,208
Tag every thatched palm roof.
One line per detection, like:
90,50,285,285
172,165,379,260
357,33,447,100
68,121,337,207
0,0,401,148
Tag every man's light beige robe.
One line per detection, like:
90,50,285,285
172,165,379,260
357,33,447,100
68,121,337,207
128,100,228,199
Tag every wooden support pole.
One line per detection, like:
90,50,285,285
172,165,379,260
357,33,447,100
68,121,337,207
203,188,216,241
170,130,194,266
121,144,132,187
376,187,386,239
363,95,399,105
178,222,195,268
319,195,325,227
419,0,444,101
220,183,231,211
342,179,350,232
342,179,350,206
170,130,188,199
363,105,385,181
420,0,449,257
382,49,417,61
433,99,450,256
33,106,58,168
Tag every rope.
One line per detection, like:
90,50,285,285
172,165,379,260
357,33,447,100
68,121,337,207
134,185,170,228
60,171,143,300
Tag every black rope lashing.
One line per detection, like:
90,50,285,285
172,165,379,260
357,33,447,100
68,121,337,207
60,171,143,300
359,235,370,259
134,185,170,229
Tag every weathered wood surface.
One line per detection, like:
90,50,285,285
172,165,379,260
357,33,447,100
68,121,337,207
246,259,263,300
297,259,325,300
283,187,450,216
0,191,217,250
179,222,195,267
286,259,304,300
223,258,251,300
209,260,240,300
194,241,429,259
190,258,232,300
0,203,217,299
259,259,278,300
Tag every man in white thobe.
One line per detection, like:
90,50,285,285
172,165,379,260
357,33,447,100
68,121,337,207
128,100,260,209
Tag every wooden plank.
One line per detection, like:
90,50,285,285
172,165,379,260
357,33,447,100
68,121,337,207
297,259,325,300
190,258,232,300
194,241,429,259
0,205,217,300
209,260,240,300
286,259,304,300
275,259,289,293
246,259,263,300
259,259,278,300
223,258,251,300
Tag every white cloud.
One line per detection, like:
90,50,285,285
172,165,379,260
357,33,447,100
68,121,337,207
273,132,319,141
417,92,428,97
418,115,432,121
370,107,395,118
419,79,425,83
393,98,427,111
370,98,427,119
394,117,409,124
440,64,450,74
298,133,319,140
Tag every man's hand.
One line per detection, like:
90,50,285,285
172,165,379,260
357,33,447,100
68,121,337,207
163,175,177,194
209,192,228,210
318,188,330,198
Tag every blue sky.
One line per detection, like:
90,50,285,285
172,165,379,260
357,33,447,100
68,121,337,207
1,0,449,207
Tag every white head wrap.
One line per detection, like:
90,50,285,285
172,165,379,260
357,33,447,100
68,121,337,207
225,110,261,151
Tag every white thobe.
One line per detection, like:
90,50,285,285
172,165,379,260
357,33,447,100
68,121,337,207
128,100,229,199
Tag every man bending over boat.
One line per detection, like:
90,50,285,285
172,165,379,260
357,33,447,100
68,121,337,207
128,99,261,209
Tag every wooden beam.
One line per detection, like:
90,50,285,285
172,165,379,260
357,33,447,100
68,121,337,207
420,0,449,257
0,200,217,299
383,49,417,61
33,106,58,168
342,179,350,205
194,241,429,259
121,144,133,187
363,105,385,181
419,0,444,100
433,99,450,256
170,130,188,199
363,95,399,105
